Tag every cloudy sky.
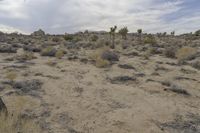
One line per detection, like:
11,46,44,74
0,0,200,34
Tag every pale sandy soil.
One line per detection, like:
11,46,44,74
0,46,200,133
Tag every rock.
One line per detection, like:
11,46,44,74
118,64,136,70
123,51,139,57
13,79,43,95
31,29,45,36
0,44,17,53
191,61,200,70
0,85,5,92
101,51,119,62
23,44,41,52
163,82,190,96
109,76,136,84
0,97,7,113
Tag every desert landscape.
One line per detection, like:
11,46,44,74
0,28,199,133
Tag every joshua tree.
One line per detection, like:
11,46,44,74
119,27,129,40
195,29,200,36
171,31,175,36
163,32,167,36
137,29,142,44
137,29,142,34
110,26,117,49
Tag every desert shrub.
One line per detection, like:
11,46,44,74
63,34,74,41
46,60,57,67
90,35,99,42
90,47,110,68
41,47,57,56
18,52,37,61
164,47,177,58
147,47,157,55
176,47,197,62
144,35,157,44
191,61,200,70
95,57,110,68
55,50,65,59
52,37,60,42
95,39,110,48
73,36,82,42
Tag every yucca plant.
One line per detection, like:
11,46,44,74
119,27,128,40
137,29,142,44
109,26,117,49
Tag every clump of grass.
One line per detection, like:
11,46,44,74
18,52,37,61
41,46,56,57
0,96,41,133
95,57,110,68
5,72,17,82
176,47,197,62
90,47,110,68
0,112,41,133
46,60,57,67
55,50,65,59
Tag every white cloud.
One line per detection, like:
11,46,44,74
0,0,199,34
0,24,27,34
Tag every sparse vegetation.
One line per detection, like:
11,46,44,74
0,26,200,133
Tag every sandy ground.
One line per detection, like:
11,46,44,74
0,46,200,133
